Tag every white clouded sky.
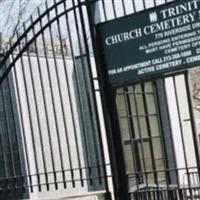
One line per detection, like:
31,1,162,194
0,0,175,41
0,0,44,37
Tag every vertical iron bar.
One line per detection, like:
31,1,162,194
123,87,142,174
53,0,83,187
63,1,92,186
28,16,49,191
101,0,107,21
152,80,171,193
141,83,160,200
121,0,126,15
9,46,33,192
37,7,58,189
123,87,141,199
73,0,102,185
80,0,119,190
86,0,129,199
142,0,146,9
132,0,136,12
132,86,147,174
132,84,149,199
45,1,67,189
16,31,41,192
111,0,117,18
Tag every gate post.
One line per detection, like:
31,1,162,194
76,0,113,199
84,1,130,200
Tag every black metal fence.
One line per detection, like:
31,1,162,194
1,0,200,200
0,0,113,199
112,71,200,200
130,169,200,200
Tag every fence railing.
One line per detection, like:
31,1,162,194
0,0,113,199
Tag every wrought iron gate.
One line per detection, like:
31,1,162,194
1,0,200,200
0,0,112,199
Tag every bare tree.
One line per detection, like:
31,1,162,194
190,68,200,112
193,82,200,113
0,0,73,56
3,0,31,38
189,67,200,140
0,0,44,49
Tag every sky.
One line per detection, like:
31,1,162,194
0,0,44,37
0,0,174,43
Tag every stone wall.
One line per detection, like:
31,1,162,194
189,67,200,142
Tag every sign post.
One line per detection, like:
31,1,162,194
97,0,200,86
